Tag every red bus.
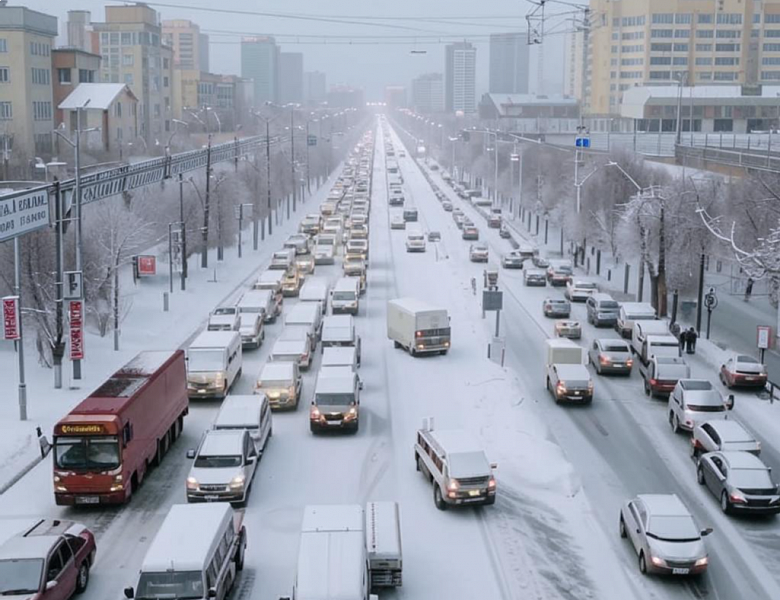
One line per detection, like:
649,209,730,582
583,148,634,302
53,351,189,506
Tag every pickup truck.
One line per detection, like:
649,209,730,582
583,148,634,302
0,519,97,599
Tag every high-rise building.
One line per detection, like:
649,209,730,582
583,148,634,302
584,0,780,116
411,73,445,113
199,33,210,73
384,85,407,109
162,19,207,71
0,4,58,162
241,36,279,106
563,23,585,100
92,3,174,143
304,70,326,106
489,32,530,94
445,42,477,113
279,52,303,104
66,10,92,53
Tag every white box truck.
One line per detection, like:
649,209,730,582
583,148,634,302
544,339,593,404
187,331,242,399
387,298,450,356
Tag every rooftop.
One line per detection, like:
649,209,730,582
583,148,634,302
260,362,295,380
59,83,137,111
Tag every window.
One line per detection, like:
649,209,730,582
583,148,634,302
696,43,712,51
32,67,50,85
32,101,52,120
124,73,134,85
122,54,134,66
649,71,672,80
79,69,94,83
58,68,71,84
0,39,6,52
765,30,780,38
611,45,618,53
115,102,122,117
714,71,737,81
674,29,691,38
675,14,692,25
696,57,713,65
163,57,170,69
59,541,73,567
768,15,780,24
622,31,644,40
715,57,738,65
612,17,620,27
622,15,645,27
716,43,740,52
621,58,643,66
612,32,619,41
101,32,109,45
622,44,644,53
698,71,712,80
611,58,618,66
673,56,688,65
673,43,688,52
698,14,713,24
121,32,132,45
652,14,674,24
651,43,672,51
110,32,119,45
717,13,742,25
762,70,780,79
651,29,673,38
0,101,10,119
650,56,672,65
763,57,780,65
46,546,65,581
0,67,8,83
154,104,161,117
713,119,733,132
765,43,780,51
716,30,741,39
163,76,169,88
697,30,714,38
620,71,643,79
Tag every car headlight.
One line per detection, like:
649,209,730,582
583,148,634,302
695,557,708,567
229,476,246,489
186,477,199,490
650,556,667,568
310,406,321,419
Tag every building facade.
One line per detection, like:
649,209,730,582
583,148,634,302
0,5,58,163
162,19,207,71
563,24,585,100
411,72,445,113
92,3,174,143
241,36,279,106
304,70,326,106
479,93,580,133
489,32,530,94
52,48,100,128
66,10,92,53
445,42,477,113
584,0,780,116
279,52,303,104
384,85,407,109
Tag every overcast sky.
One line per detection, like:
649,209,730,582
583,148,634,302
22,0,567,99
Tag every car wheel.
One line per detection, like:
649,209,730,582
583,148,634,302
721,491,732,514
75,562,90,593
638,552,647,574
673,414,681,434
697,465,705,485
235,534,246,571
434,486,447,511
643,379,651,397
415,454,421,472
619,514,627,539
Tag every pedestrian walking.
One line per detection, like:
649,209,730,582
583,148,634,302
675,325,686,354
744,277,754,302
686,327,698,354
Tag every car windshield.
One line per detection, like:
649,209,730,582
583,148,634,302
647,515,700,542
316,393,355,406
576,282,598,289
188,350,224,372
333,292,356,301
194,455,242,468
556,266,572,274
0,558,43,594
212,307,235,315
318,238,335,246
602,343,629,352
260,379,290,388
136,571,204,600
736,356,760,365
550,300,568,306
599,301,619,309
730,468,775,490
54,435,121,470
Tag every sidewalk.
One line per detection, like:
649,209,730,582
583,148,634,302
0,176,335,493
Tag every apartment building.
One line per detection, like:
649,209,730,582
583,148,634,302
0,4,57,163
304,70,326,106
92,3,173,143
585,0,780,117
411,72,445,113
241,36,279,106
279,52,303,104
52,48,100,127
489,32,530,94
445,42,477,113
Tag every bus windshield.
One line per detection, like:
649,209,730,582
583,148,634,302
54,435,120,471
136,571,204,600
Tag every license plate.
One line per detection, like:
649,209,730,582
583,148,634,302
468,490,481,497
75,496,99,505
672,568,689,575
328,420,342,426
205,495,221,501
573,391,580,395
613,363,623,367
745,376,756,381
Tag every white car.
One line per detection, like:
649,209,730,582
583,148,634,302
469,243,489,263
668,379,734,433
406,233,426,252
620,494,711,575
691,420,761,458
565,279,599,302
208,306,240,331
284,234,310,255
186,429,259,504
390,214,406,230
313,244,335,265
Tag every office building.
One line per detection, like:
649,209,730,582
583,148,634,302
199,33,209,73
384,85,407,109
52,48,100,127
279,52,303,104
584,0,780,117
241,36,279,106
0,4,58,162
304,70,326,106
162,19,207,71
411,73,445,113
92,3,174,142
563,24,585,100
489,32,530,94
445,42,477,113
327,86,364,109
66,10,92,53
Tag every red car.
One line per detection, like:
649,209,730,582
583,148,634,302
0,519,96,600
720,354,768,389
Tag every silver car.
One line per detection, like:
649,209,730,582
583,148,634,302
186,429,259,504
589,339,633,375
469,243,489,263
543,298,571,318
697,451,780,515
691,420,761,458
620,494,711,575
668,379,734,433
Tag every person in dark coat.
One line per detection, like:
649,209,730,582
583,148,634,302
676,325,687,354
687,327,698,354
745,277,754,301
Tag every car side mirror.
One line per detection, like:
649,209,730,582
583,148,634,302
636,528,641,535
490,462,498,470
186,449,196,459
726,394,735,410
123,587,135,599
46,581,58,591
208,588,217,598
701,527,713,537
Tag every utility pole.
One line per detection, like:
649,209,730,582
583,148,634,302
290,108,296,214
696,253,705,333
201,135,212,269
266,120,273,237
13,236,27,420
178,174,187,290
305,120,311,195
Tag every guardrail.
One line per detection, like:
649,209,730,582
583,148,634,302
676,143,780,174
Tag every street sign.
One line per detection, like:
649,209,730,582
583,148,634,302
758,325,773,350
2,295,20,341
137,255,157,276
482,290,503,311
63,271,83,300
68,300,84,361
308,135,317,146
510,154,520,162
575,137,591,148
704,289,718,311
0,187,51,243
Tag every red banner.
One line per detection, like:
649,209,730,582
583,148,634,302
138,255,157,276
2,296,20,341
69,300,84,360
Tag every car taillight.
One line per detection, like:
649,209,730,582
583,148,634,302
692,438,704,450
416,331,423,338
599,356,611,365
649,378,657,386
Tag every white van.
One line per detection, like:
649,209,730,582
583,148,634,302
631,320,671,356
300,277,330,315
123,504,247,600
387,298,450,356
322,346,359,372
321,315,361,365
310,366,362,433
187,331,243,399
330,277,360,315
285,303,323,344
270,327,313,370
616,302,657,338
238,289,278,324
254,269,285,296
212,394,272,454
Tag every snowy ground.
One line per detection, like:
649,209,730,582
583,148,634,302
0,119,778,600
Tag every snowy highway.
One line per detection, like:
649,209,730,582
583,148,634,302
1,119,779,600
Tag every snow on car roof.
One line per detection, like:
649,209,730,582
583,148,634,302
637,493,689,517
703,420,753,442
272,339,307,354
720,450,768,469
286,303,320,323
214,395,263,428
322,346,357,364
200,429,245,456
260,362,295,380
428,429,484,455
0,534,61,560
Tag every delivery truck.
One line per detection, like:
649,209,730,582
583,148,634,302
387,298,450,356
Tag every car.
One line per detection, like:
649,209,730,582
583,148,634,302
186,429,259,504
270,248,296,271
313,244,335,265
345,239,368,260
586,293,620,327
589,339,633,375
547,261,573,286
442,201,453,212
696,451,780,515
554,319,582,339
532,255,550,269
487,214,502,228
619,494,711,576
406,232,426,253
299,214,320,236
390,214,406,230
208,306,240,331
565,279,599,302
499,225,511,239
547,363,593,403
543,298,571,318
719,354,768,389
284,234,310,255
454,215,466,229
501,251,525,269
516,245,537,260
295,253,315,275
469,243,489,262
691,420,761,458
428,231,441,242
523,269,547,286
668,379,734,433
281,268,304,297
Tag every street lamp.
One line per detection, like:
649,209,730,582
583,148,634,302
167,119,189,155
252,109,286,238
205,107,222,136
